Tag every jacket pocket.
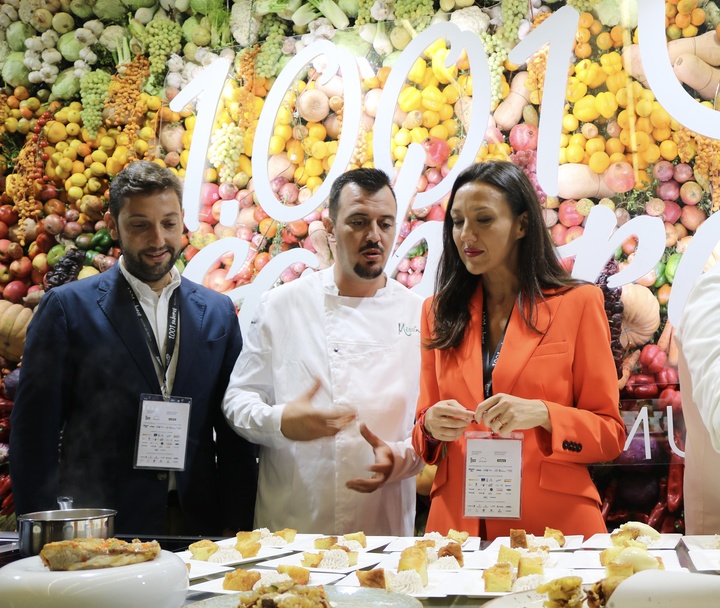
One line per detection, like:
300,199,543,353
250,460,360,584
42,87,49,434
534,341,568,356
539,459,600,504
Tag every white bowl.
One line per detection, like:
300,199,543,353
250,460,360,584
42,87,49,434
0,549,188,608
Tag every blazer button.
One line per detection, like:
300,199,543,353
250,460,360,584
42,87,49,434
562,440,569,450
577,443,583,452
157,472,168,481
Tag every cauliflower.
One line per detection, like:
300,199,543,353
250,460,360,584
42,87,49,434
450,5,490,36
231,0,262,47
595,0,638,28
370,0,394,21
705,1,720,28
99,25,127,52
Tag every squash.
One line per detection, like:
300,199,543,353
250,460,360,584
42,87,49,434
673,53,720,100
0,300,34,362
557,163,615,200
493,71,531,131
619,283,661,349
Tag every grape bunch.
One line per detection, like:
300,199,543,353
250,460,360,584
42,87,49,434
509,149,547,206
567,0,600,13
255,14,289,79
144,18,182,78
208,122,245,184
479,32,509,109
597,258,625,379
394,0,435,33
80,70,111,138
44,249,86,291
498,0,529,48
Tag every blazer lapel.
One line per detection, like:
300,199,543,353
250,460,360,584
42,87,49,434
96,265,161,392
493,292,564,395
454,286,486,405
172,279,205,396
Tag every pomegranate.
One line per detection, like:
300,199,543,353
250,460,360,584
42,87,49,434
421,136,451,168
509,123,539,151
603,162,635,193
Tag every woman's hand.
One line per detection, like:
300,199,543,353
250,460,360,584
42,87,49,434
474,393,552,436
422,400,474,442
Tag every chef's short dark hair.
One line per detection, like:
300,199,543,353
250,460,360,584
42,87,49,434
328,168,396,222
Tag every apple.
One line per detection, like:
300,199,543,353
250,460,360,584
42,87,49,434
558,200,584,227
550,223,568,246
0,264,12,284
0,222,7,240
10,256,32,279
565,225,585,243
0,205,18,225
680,181,703,205
3,280,27,303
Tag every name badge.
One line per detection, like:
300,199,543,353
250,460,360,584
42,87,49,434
134,394,192,471
463,431,523,519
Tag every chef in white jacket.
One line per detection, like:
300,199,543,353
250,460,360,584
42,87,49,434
676,261,720,534
223,168,425,535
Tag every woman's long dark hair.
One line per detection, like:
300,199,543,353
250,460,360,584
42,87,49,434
428,161,582,350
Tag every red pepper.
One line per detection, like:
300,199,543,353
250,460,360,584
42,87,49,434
0,491,12,515
625,374,659,398
0,398,12,414
601,481,617,520
655,367,679,391
640,344,667,374
660,514,684,534
667,452,684,513
648,477,668,530
0,473,10,498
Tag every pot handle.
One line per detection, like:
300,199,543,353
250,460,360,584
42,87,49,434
57,496,73,510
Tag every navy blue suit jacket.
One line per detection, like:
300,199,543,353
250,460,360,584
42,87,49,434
10,264,257,535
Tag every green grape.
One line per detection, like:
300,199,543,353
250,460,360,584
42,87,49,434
208,122,245,184
567,0,599,12
394,0,435,33
354,0,374,25
80,70,112,138
480,32,509,109
145,19,183,77
497,0,527,49
255,14,289,79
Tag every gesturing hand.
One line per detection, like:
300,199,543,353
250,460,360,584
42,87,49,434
422,400,474,442
346,423,394,494
280,380,356,441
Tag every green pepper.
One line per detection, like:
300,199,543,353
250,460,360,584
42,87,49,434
653,262,668,288
75,233,95,250
90,228,112,253
47,244,66,267
665,252,682,284
85,250,100,266
174,258,186,273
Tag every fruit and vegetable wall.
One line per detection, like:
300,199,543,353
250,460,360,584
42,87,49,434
2,0,719,533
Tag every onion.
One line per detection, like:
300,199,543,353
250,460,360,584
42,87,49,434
324,114,342,139
395,271,409,286
291,262,306,275
236,189,254,208
42,213,65,235
219,182,238,200
63,221,82,239
164,151,180,167
655,180,679,201
410,255,427,271
268,153,297,181
252,233,267,249
236,225,253,241
315,75,344,98
399,220,411,239
406,272,423,288
159,123,185,153
270,176,288,193
298,188,313,205
673,162,694,183
279,181,299,204
297,89,331,122
65,208,80,222
363,88,383,118
397,257,411,273
94,220,107,231
426,168,442,185
615,208,630,227
662,200,682,224
416,175,428,192
303,210,321,223
280,267,300,283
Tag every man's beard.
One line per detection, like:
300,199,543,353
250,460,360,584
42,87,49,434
353,261,384,280
122,247,179,284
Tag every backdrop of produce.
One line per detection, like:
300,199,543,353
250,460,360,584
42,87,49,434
2,0,719,534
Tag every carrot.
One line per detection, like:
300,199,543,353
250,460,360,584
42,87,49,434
657,321,674,353
618,349,641,390
668,330,680,367
673,53,720,100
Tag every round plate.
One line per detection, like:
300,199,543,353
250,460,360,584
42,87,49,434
0,549,188,608
188,585,423,607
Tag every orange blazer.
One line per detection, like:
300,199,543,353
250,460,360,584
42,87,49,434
412,284,626,540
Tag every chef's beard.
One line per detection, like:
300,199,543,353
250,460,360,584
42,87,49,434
353,262,384,280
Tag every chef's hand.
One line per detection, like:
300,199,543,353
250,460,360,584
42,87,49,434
474,393,551,436
422,400,474,442
281,380,356,441
346,423,394,494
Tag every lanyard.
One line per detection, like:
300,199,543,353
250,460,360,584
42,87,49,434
482,307,510,399
124,277,179,399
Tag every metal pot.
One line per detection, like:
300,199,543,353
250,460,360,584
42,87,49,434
17,498,116,557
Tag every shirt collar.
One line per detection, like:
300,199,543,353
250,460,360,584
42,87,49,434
321,265,388,297
118,256,181,301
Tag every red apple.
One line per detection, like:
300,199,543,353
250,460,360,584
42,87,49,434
565,225,585,242
3,280,27,303
680,181,703,205
0,205,18,225
10,256,32,279
558,200,584,227
550,223,568,246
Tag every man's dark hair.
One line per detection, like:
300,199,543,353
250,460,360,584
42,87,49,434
109,160,183,218
327,168,396,222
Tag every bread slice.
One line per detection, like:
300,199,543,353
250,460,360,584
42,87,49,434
274,528,297,543
188,539,219,561
398,546,428,586
223,569,262,591
314,536,339,550
277,565,310,585
517,556,544,577
482,562,513,592
605,562,634,578
235,540,261,558
599,546,623,566
447,529,469,545
510,529,528,549
356,568,387,589
343,531,367,548
544,527,566,547
438,541,464,567
497,544,521,568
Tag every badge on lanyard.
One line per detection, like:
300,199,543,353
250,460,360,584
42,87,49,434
463,431,523,519
134,394,192,471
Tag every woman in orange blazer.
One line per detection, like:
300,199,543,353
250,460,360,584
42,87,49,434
412,161,626,540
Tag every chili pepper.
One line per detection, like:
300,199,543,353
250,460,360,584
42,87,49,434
0,491,13,515
667,452,684,513
90,229,113,253
665,252,682,284
640,344,667,375
660,513,683,534
625,374,659,398
648,478,668,530
601,481,617,520
653,262,668,288
0,473,10,496
606,509,629,524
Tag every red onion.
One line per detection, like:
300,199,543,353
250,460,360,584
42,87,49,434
102,256,119,271
662,200,682,224
395,271,409,286
219,182,239,200
426,168,442,185
410,255,427,272
615,208,630,227
406,272,423,288
252,233,267,249
410,218,425,231
279,182,299,204
291,262,306,275
236,189,254,208
673,162,693,183
399,221,412,239
63,221,82,239
65,208,80,222
280,267,299,283
303,210,321,223
652,160,674,182
655,180,679,201
441,162,452,178
416,175,428,192
397,257,411,273
94,220,107,231
43,213,65,235
236,225,253,241
270,176,288,194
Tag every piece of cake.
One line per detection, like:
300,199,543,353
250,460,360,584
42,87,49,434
414,539,436,549
605,562,634,578
236,531,262,544
599,546,623,566
277,565,310,585
617,521,661,541
235,539,261,558
223,569,262,591
329,544,358,566
537,576,584,608
314,536,339,550
343,531,367,548
482,562,513,592
510,529,528,549
517,556,544,577
188,539,219,561
398,546,429,586
438,541,464,567
356,567,388,589
609,529,636,546
300,552,324,568
447,528,470,545
274,528,297,543
586,576,626,608
544,527,566,548
497,544,521,568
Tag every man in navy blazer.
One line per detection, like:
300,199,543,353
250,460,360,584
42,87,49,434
10,161,257,536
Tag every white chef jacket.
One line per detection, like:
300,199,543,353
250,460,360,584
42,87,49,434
223,267,425,535
675,262,720,534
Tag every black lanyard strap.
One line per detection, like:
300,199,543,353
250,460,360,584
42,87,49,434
482,307,510,400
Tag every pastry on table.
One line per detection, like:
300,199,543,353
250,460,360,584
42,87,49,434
39,538,160,571
235,539,261,558
605,562,634,578
544,526,566,547
314,536,339,550
537,575,584,608
236,531,262,544
438,541,464,567
414,539,436,549
277,564,310,585
223,569,261,591
357,567,388,589
300,552,324,568
482,562,513,592
517,556,544,577
497,544,521,568
599,546,623,566
188,539,219,561
343,531,367,548
510,528,528,549
236,581,331,608
329,544,358,566
398,546,429,586
586,576,627,608
447,528,470,545
613,546,664,572
274,528,297,543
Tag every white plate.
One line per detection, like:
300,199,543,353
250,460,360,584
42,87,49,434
682,535,720,551
340,568,460,598
255,550,384,574
480,583,592,607
450,568,575,598
176,538,292,567
484,535,584,552
687,549,720,571
465,549,576,570
581,533,682,550
568,550,683,570
186,560,233,580
0,550,188,608
374,552,473,573
291,535,397,553
188,569,344,594
186,586,423,607
383,536,480,552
